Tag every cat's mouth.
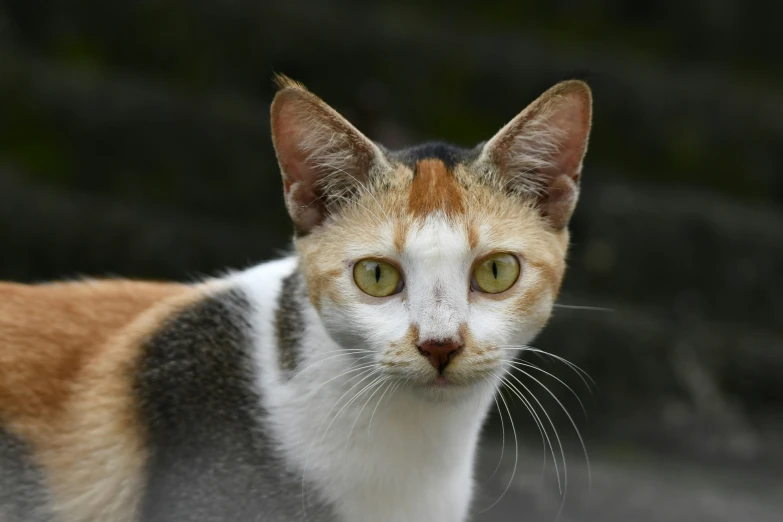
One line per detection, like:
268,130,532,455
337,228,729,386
421,373,478,389
380,347,502,390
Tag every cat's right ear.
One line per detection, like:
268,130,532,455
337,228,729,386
479,80,592,229
270,76,384,234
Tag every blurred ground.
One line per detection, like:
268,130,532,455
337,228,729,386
472,441,783,522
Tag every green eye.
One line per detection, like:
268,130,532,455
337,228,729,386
472,253,520,294
353,259,402,297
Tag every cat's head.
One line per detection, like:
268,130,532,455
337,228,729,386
271,76,591,398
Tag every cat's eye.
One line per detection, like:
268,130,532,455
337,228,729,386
471,253,520,294
353,259,403,297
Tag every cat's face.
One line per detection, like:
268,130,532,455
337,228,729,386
271,77,591,398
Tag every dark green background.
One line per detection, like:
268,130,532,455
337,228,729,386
1,1,781,520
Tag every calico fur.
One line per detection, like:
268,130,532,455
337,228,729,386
0,77,592,522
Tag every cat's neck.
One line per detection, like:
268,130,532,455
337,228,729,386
230,256,495,522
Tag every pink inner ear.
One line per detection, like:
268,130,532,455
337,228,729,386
271,92,329,232
532,113,586,228
485,82,591,228
271,87,379,233
539,97,590,183
273,99,318,194
542,174,579,229
277,132,319,206
283,180,323,233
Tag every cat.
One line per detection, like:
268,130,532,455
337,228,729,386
0,76,592,522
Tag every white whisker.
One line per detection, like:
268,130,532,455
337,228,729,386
366,378,398,436
478,383,518,514
499,344,596,391
317,369,381,447
509,366,592,497
301,366,379,520
503,358,588,418
344,376,389,451
340,169,391,223
501,375,559,491
503,372,570,519
305,360,379,397
482,392,505,484
553,303,614,312
320,192,385,227
292,349,374,379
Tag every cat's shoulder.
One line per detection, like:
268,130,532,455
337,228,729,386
0,279,193,327
0,278,198,357
0,279,201,433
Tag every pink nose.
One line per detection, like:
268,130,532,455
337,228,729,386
418,340,462,373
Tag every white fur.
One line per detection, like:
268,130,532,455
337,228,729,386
231,215,552,522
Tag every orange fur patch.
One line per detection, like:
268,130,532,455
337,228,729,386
388,324,419,356
393,220,408,252
467,222,480,251
305,267,344,310
0,279,205,521
0,280,188,426
408,159,465,218
513,277,554,317
526,258,562,295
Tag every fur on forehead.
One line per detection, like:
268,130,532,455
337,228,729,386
296,160,568,251
294,161,569,309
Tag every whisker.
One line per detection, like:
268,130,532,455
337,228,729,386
482,393,505,484
318,192,385,227
500,375,559,491
305,360,379,397
509,366,592,497
478,384,518,514
301,366,378,519
503,359,588,419
383,375,409,408
344,376,389,451
317,369,382,446
508,373,566,494
292,349,375,379
503,373,571,519
553,303,614,312
499,345,596,391
367,378,398,436
323,374,386,465
340,169,392,223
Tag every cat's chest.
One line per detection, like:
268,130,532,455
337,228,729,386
321,420,477,522
335,471,473,522
269,377,489,522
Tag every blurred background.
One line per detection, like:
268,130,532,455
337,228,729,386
1,0,781,520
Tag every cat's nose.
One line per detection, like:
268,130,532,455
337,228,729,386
417,340,462,373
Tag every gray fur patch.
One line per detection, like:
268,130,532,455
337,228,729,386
275,271,306,374
0,426,55,522
387,141,482,170
135,287,334,522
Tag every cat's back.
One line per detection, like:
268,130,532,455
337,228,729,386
0,280,191,426
0,279,198,522
0,271,326,522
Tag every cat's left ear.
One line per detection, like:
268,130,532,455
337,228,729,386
479,80,592,228
271,76,385,234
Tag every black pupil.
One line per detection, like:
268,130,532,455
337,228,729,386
375,264,381,283
492,261,498,279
